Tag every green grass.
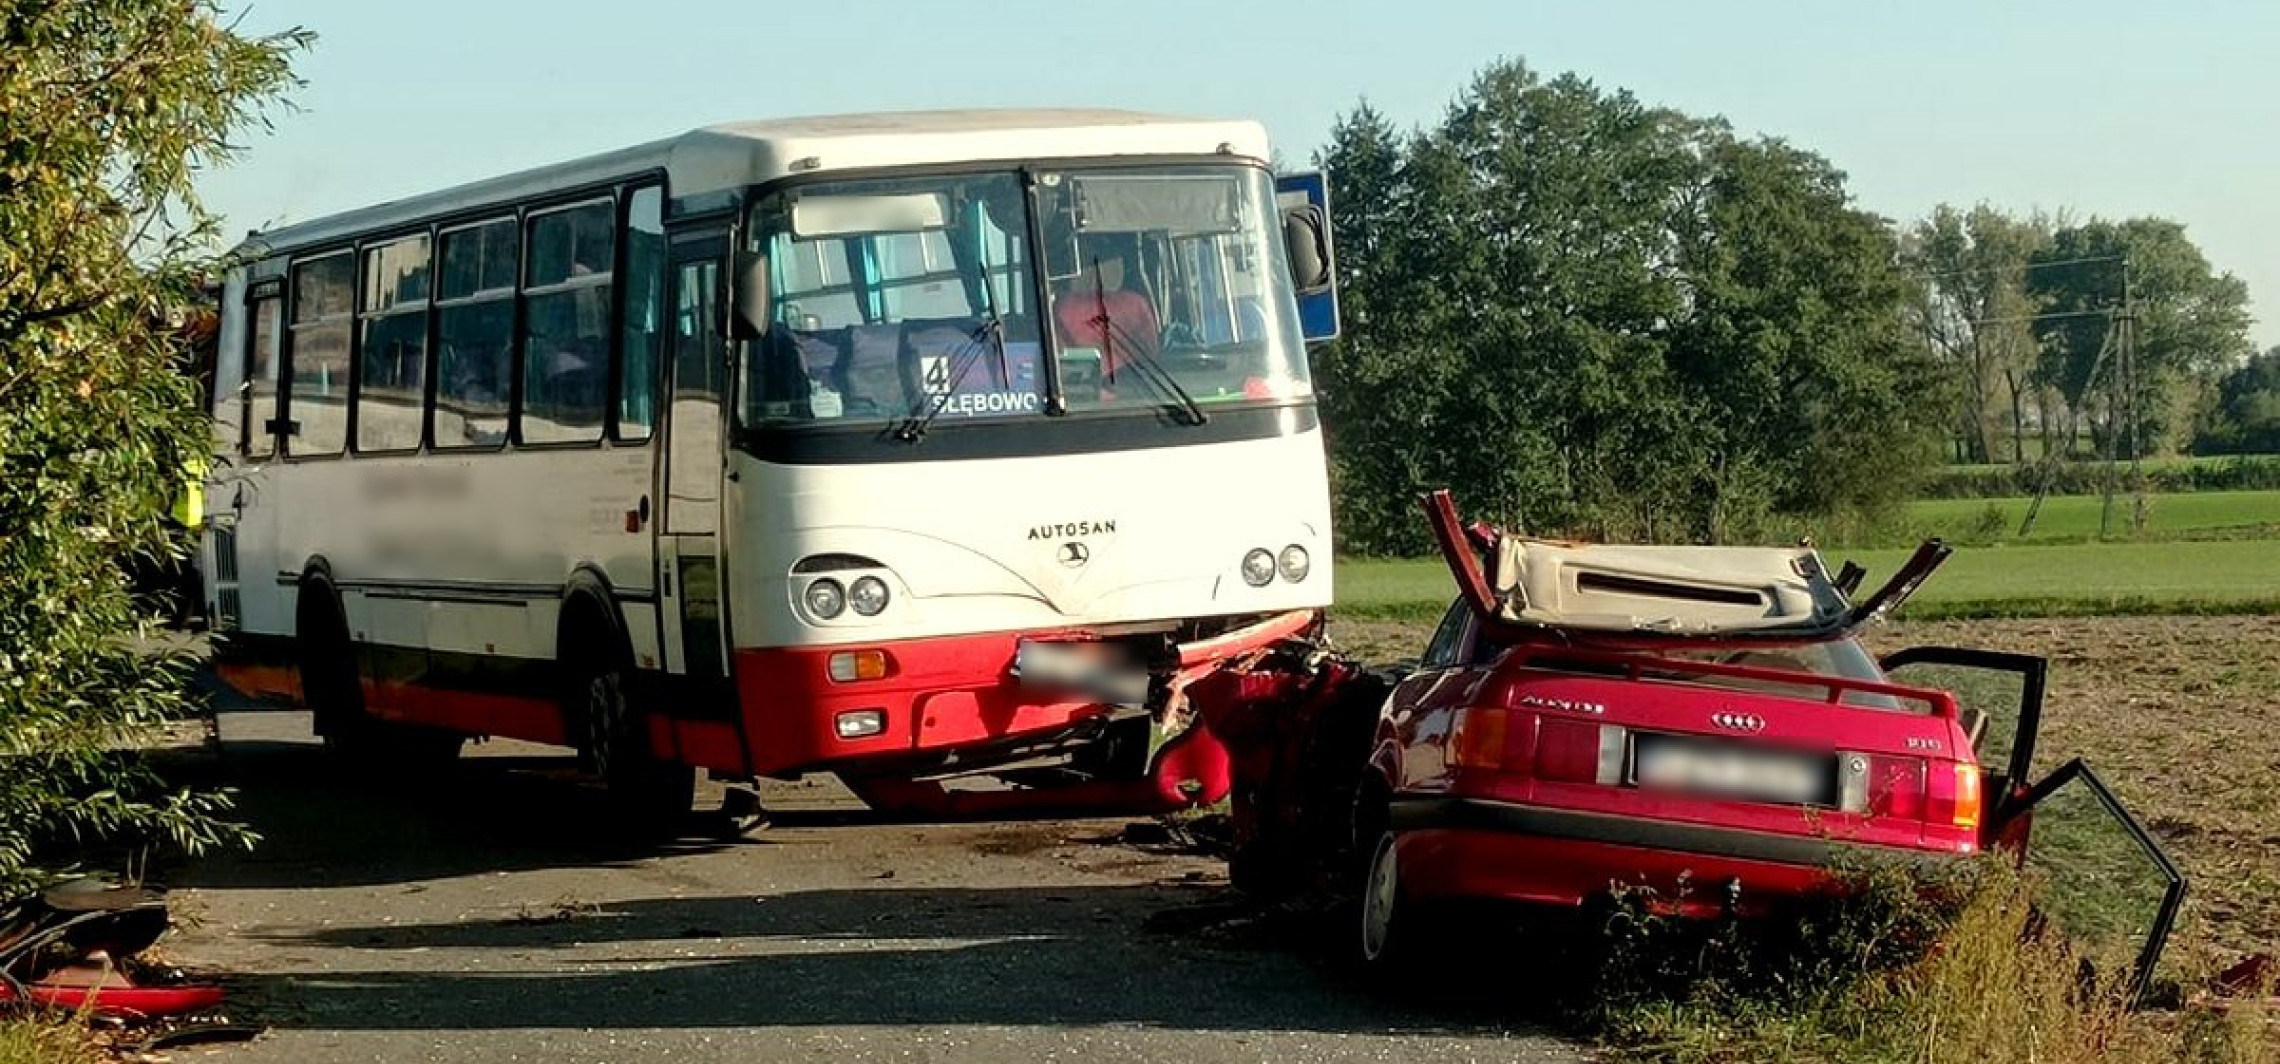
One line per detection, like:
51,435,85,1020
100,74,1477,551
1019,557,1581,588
1899,490,2280,545
1336,538,2280,622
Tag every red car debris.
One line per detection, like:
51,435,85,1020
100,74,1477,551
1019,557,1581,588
1341,491,2185,995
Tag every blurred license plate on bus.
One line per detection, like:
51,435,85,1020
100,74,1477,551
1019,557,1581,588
1632,734,1832,806
1013,641,1152,706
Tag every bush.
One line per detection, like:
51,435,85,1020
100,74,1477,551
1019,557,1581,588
0,2,306,896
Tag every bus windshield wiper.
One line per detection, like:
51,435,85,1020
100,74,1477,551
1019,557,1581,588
894,313,1005,443
1090,259,1207,427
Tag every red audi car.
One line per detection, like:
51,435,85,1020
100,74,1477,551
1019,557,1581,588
1352,491,2181,992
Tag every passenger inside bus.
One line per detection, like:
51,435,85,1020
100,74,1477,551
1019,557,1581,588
1051,235,1161,381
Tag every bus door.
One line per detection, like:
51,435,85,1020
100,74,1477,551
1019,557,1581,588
657,231,730,681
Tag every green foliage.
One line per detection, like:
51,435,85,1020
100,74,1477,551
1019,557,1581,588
1315,60,1941,554
0,1,306,894
2029,220,2256,460
2199,348,2280,456
1902,206,2055,465
1921,455,2280,498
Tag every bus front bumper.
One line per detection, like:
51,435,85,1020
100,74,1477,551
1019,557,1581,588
730,610,1317,779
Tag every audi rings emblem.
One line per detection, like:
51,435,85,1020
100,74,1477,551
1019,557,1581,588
1711,711,1766,733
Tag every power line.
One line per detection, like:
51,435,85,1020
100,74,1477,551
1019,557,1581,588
1964,307,2117,327
1914,254,2127,282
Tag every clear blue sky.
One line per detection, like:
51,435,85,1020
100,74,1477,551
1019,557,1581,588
205,0,2280,349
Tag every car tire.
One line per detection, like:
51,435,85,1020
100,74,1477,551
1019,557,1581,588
1355,828,1413,972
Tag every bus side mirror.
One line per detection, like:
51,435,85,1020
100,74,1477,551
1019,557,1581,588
731,251,772,341
1282,205,1333,295
1275,171,1340,343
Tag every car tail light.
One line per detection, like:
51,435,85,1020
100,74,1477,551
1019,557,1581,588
1949,763,1983,829
1448,707,1509,770
1923,761,1984,829
1535,719,1627,785
1839,753,1929,819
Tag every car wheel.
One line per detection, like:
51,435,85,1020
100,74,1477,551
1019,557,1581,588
1357,828,1410,969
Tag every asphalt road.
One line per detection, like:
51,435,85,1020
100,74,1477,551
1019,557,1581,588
166,706,1580,1063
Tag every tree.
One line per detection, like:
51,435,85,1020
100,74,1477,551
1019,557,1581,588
0,2,307,893
1903,206,2054,464
1315,59,1939,552
2198,346,2280,455
1669,137,1945,540
2028,219,2255,460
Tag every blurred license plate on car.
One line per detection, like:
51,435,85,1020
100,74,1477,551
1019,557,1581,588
1632,734,1833,806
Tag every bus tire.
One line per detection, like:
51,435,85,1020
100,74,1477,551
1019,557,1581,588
563,604,692,838
298,576,371,759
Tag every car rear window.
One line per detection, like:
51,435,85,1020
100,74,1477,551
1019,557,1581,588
1648,639,1915,712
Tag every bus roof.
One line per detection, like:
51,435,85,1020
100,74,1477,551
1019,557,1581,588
238,109,1271,257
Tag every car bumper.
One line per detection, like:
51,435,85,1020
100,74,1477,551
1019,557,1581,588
1388,797,1941,916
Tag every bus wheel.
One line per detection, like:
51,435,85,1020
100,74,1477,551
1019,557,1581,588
574,649,693,838
299,580,372,760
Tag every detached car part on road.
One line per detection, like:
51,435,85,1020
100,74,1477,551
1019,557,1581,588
1323,491,2186,996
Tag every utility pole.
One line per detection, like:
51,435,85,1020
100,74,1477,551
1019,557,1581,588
2123,258,2147,534
2097,259,2136,540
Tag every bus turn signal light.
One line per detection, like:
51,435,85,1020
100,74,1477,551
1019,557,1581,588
828,650,888,683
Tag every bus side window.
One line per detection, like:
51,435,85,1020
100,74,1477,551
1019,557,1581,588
617,186,664,443
520,199,615,445
244,291,281,458
355,233,431,453
434,218,517,449
286,252,354,456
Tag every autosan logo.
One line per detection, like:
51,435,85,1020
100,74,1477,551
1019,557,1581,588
1027,520,1117,541
1057,542,1091,569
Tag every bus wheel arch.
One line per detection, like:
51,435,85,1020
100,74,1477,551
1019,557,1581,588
555,568,629,761
293,559,354,739
556,570,691,836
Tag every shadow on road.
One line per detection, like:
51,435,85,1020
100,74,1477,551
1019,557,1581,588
167,736,788,890
169,721,1566,1042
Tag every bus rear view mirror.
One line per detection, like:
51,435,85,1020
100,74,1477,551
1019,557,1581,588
1282,204,1333,295
731,251,772,341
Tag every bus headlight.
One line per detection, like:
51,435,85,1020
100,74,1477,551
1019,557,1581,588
849,576,891,616
1277,544,1311,583
804,578,847,619
1241,548,1276,587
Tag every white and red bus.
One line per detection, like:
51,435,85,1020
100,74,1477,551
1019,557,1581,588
202,110,1341,829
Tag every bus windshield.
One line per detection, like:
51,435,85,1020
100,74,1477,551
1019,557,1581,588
740,164,1311,429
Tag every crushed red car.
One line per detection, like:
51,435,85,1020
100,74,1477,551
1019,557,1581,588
1343,490,2184,993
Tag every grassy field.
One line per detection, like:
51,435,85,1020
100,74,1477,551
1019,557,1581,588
1897,489,2280,545
1337,537,2280,622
